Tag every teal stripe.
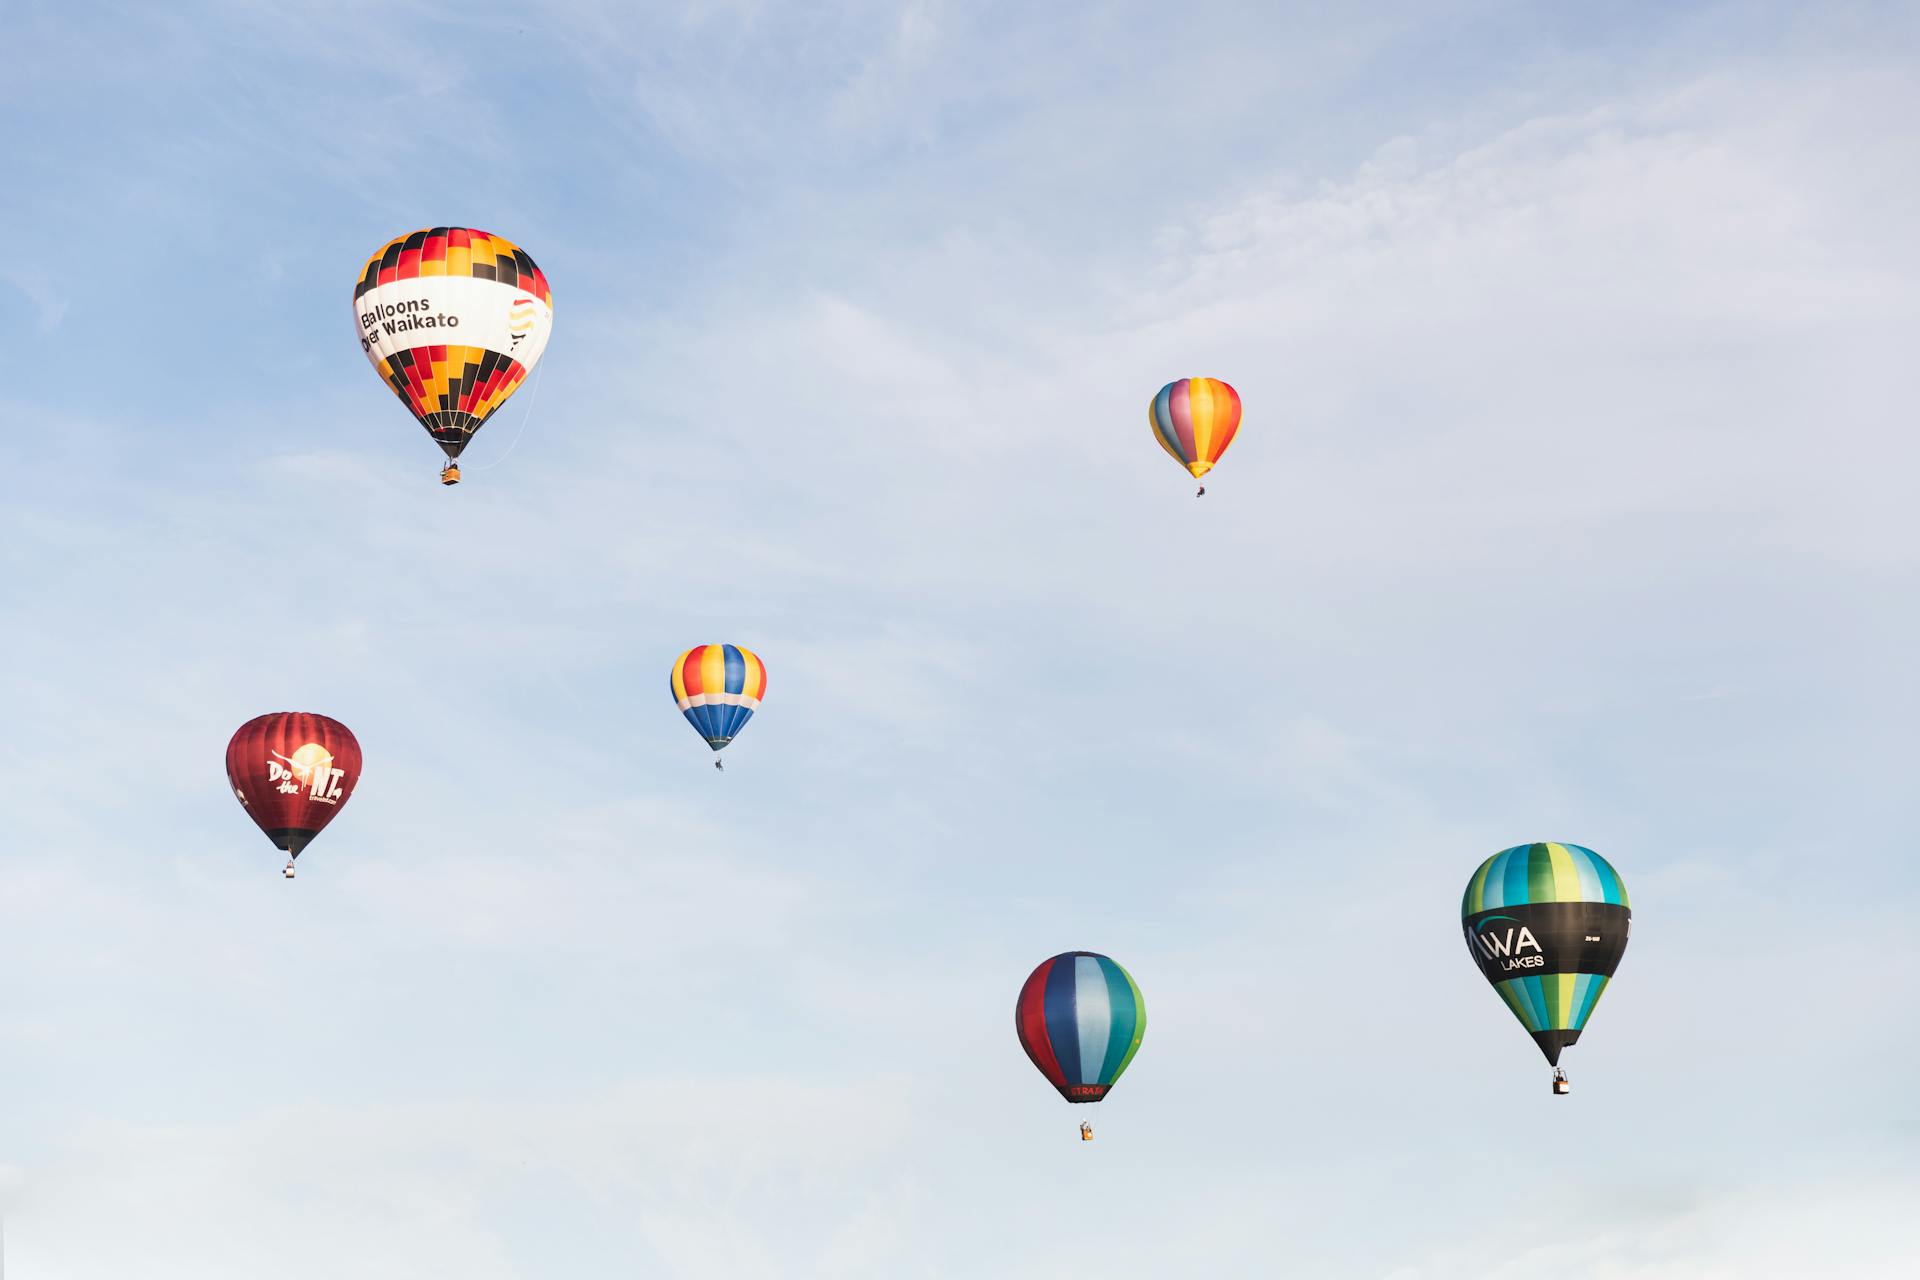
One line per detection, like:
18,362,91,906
1580,972,1605,1030
1095,957,1138,1084
1526,974,1553,1031
1501,846,1531,907
1573,973,1610,1029
1109,964,1147,1084
1598,852,1628,906
1579,844,1611,903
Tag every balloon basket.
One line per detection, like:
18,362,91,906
440,463,462,485
1551,1068,1570,1096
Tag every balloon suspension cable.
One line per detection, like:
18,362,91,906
464,362,547,475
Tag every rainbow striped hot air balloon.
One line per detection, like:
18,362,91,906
669,644,766,755
1016,952,1145,1138
1462,842,1631,1091
1149,377,1241,493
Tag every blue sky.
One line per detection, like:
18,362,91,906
2,1,1918,1275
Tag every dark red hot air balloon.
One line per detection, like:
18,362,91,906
226,712,361,878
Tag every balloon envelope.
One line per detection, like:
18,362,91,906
1016,951,1146,1103
1461,842,1631,1065
1149,377,1241,479
670,644,767,751
226,712,362,859
353,228,554,461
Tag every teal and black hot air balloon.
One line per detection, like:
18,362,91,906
1461,842,1630,1094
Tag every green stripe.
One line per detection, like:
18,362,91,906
1526,843,1556,904
1496,978,1536,1032
1464,855,1494,916
1494,979,1531,1030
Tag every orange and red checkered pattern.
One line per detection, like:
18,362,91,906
376,344,530,453
354,227,552,306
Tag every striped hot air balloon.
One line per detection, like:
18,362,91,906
669,644,767,753
1015,951,1146,1120
1149,377,1241,490
1462,842,1631,1088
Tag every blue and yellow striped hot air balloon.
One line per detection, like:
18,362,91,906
1461,842,1631,1092
669,644,766,756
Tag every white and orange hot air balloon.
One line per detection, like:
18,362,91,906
352,227,554,484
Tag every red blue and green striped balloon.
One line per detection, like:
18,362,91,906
1015,951,1146,1104
669,644,767,752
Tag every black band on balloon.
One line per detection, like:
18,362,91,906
1462,901,1630,986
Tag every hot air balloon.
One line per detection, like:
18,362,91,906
1015,951,1145,1140
670,645,766,769
353,228,554,485
226,713,362,879
1461,842,1631,1094
1149,377,1241,496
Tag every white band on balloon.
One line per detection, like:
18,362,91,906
355,275,553,373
